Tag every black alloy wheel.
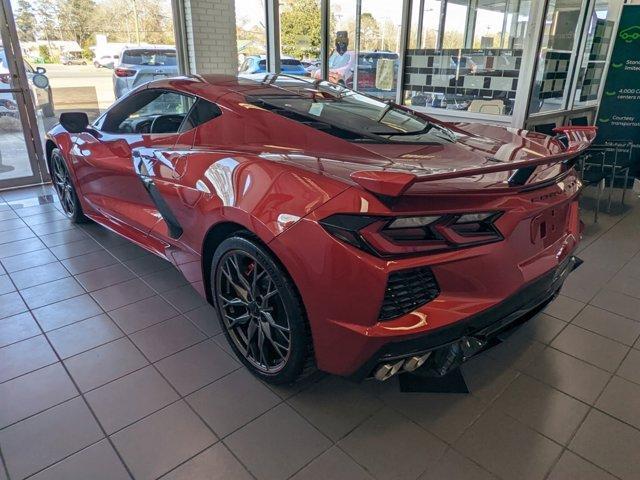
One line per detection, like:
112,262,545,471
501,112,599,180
50,148,88,223
212,235,313,384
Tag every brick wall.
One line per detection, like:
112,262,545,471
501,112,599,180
182,0,238,75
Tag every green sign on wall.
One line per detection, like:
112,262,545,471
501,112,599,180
596,5,640,174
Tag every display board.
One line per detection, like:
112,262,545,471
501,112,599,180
404,48,522,115
596,4,640,174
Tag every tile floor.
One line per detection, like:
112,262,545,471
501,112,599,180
0,184,639,480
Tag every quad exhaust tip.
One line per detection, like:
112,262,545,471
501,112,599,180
374,360,404,381
374,353,431,381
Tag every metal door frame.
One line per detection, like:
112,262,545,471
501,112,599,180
0,0,48,190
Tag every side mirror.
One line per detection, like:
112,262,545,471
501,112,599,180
59,112,89,133
36,66,47,74
32,73,49,89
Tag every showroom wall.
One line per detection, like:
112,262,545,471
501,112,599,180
179,0,625,130
182,0,238,74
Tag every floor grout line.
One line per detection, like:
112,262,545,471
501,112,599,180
65,225,267,479
0,263,137,480
0,444,10,480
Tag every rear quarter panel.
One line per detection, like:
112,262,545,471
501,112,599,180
150,147,350,296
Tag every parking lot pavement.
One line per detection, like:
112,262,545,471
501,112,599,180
46,64,115,114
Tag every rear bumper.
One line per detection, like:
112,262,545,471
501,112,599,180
349,254,580,381
269,173,583,377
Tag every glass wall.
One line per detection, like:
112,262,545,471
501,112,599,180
279,0,321,76
470,0,532,49
572,0,615,107
323,0,357,85
442,1,467,48
318,0,401,100
408,0,443,49
232,0,622,128
12,0,177,131
404,0,532,116
355,0,402,99
236,0,267,73
4,0,179,187
0,96,32,182
528,0,584,114
1,3,37,184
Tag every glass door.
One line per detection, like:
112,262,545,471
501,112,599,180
0,0,47,189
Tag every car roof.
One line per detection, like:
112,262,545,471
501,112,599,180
247,55,297,61
121,46,176,52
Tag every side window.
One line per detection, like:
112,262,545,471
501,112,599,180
179,98,222,132
102,90,195,134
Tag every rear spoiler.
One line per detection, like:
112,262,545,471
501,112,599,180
350,126,597,197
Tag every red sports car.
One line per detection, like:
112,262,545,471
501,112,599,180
46,74,594,384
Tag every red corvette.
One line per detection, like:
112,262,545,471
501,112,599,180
46,74,594,384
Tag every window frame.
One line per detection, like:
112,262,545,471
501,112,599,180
178,97,224,133
527,0,591,117
95,88,222,136
568,0,618,111
98,88,195,135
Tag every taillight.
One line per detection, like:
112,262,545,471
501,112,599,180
320,212,503,257
318,214,380,255
114,67,135,78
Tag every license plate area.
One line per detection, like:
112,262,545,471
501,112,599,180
531,203,569,247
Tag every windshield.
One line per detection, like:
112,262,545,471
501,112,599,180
246,76,457,144
121,49,176,66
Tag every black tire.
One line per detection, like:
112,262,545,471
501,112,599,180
211,234,314,384
50,148,89,223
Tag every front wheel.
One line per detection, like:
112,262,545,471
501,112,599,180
211,235,314,384
50,148,89,223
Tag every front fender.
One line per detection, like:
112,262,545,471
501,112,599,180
47,129,74,161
